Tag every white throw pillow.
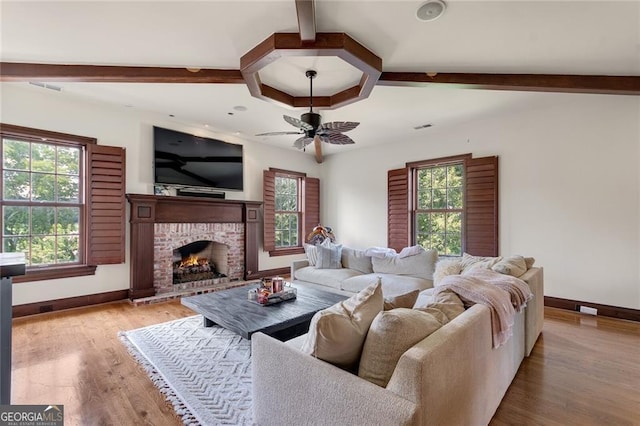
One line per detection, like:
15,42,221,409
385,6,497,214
371,248,438,280
341,247,373,274
300,281,383,370
304,243,318,266
358,308,443,387
315,239,343,269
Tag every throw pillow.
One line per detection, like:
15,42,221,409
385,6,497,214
417,289,465,323
371,248,438,280
304,243,318,266
315,239,343,269
433,258,463,286
459,252,502,273
492,255,527,277
300,281,383,370
525,257,536,269
341,247,374,274
383,289,420,310
358,308,443,387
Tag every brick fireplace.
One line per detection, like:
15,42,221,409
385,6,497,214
126,194,262,299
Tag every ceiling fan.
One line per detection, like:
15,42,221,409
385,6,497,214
256,69,359,161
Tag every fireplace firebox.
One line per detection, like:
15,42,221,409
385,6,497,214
172,240,228,285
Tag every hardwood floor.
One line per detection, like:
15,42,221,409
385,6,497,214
11,302,640,425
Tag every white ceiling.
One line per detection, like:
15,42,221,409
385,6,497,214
1,0,639,156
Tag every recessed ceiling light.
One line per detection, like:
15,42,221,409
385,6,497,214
233,106,247,112
416,0,446,22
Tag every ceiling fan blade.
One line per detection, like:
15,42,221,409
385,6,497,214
293,137,314,150
255,131,302,136
284,115,314,131
314,135,323,164
319,121,360,133
319,132,356,145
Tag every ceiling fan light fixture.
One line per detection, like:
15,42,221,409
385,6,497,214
416,0,446,22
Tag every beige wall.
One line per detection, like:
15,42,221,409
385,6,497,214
2,84,639,310
321,93,640,309
1,83,317,305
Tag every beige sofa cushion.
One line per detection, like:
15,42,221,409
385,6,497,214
294,266,362,290
342,273,432,297
358,308,443,387
383,289,420,310
300,282,383,369
371,248,438,280
341,247,374,274
492,255,527,277
417,289,465,323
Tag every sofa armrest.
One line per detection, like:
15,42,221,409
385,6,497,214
291,259,309,280
519,266,544,356
251,332,418,426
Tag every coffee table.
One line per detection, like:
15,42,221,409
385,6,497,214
181,284,348,341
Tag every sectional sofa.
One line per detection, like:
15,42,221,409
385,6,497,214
252,247,544,425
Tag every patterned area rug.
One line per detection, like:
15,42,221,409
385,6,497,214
119,315,253,425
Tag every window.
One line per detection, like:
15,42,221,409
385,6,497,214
274,175,300,248
2,137,83,266
388,154,498,257
414,162,464,256
263,168,319,256
0,123,126,282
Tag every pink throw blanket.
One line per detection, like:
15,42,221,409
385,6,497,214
464,268,533,312
435,269,533,348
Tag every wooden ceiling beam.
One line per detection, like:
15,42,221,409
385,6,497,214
0,62,244,84
295,0,316,42
377,72,640,95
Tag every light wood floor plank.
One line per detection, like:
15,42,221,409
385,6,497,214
11,302,640,425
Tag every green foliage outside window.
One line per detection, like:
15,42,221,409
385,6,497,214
415,164,463,256
2,138,82,266
274,176,299,248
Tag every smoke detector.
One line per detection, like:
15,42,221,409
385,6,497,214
416,0,446,22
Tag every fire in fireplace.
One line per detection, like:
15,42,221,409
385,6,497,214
172,240,227,285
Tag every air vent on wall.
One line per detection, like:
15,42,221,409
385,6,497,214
29,81,62,91
413,123,433,130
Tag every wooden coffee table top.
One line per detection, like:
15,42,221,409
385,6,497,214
181,284,348,340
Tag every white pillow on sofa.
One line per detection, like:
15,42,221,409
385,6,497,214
300,281,383,370
371,248,437,280
341,247,373,274
304,244,318,266
315,238,342,269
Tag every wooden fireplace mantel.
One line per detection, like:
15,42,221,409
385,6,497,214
126,194,262,300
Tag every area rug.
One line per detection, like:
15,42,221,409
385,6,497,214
119,315,254,425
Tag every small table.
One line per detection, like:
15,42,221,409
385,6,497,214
181,284,347,341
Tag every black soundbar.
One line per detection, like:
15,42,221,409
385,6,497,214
176,189,226,199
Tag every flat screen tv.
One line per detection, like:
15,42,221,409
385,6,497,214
153,126,244,191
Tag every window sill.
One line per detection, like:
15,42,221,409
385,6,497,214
12,265,98,283
269,247,305,257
